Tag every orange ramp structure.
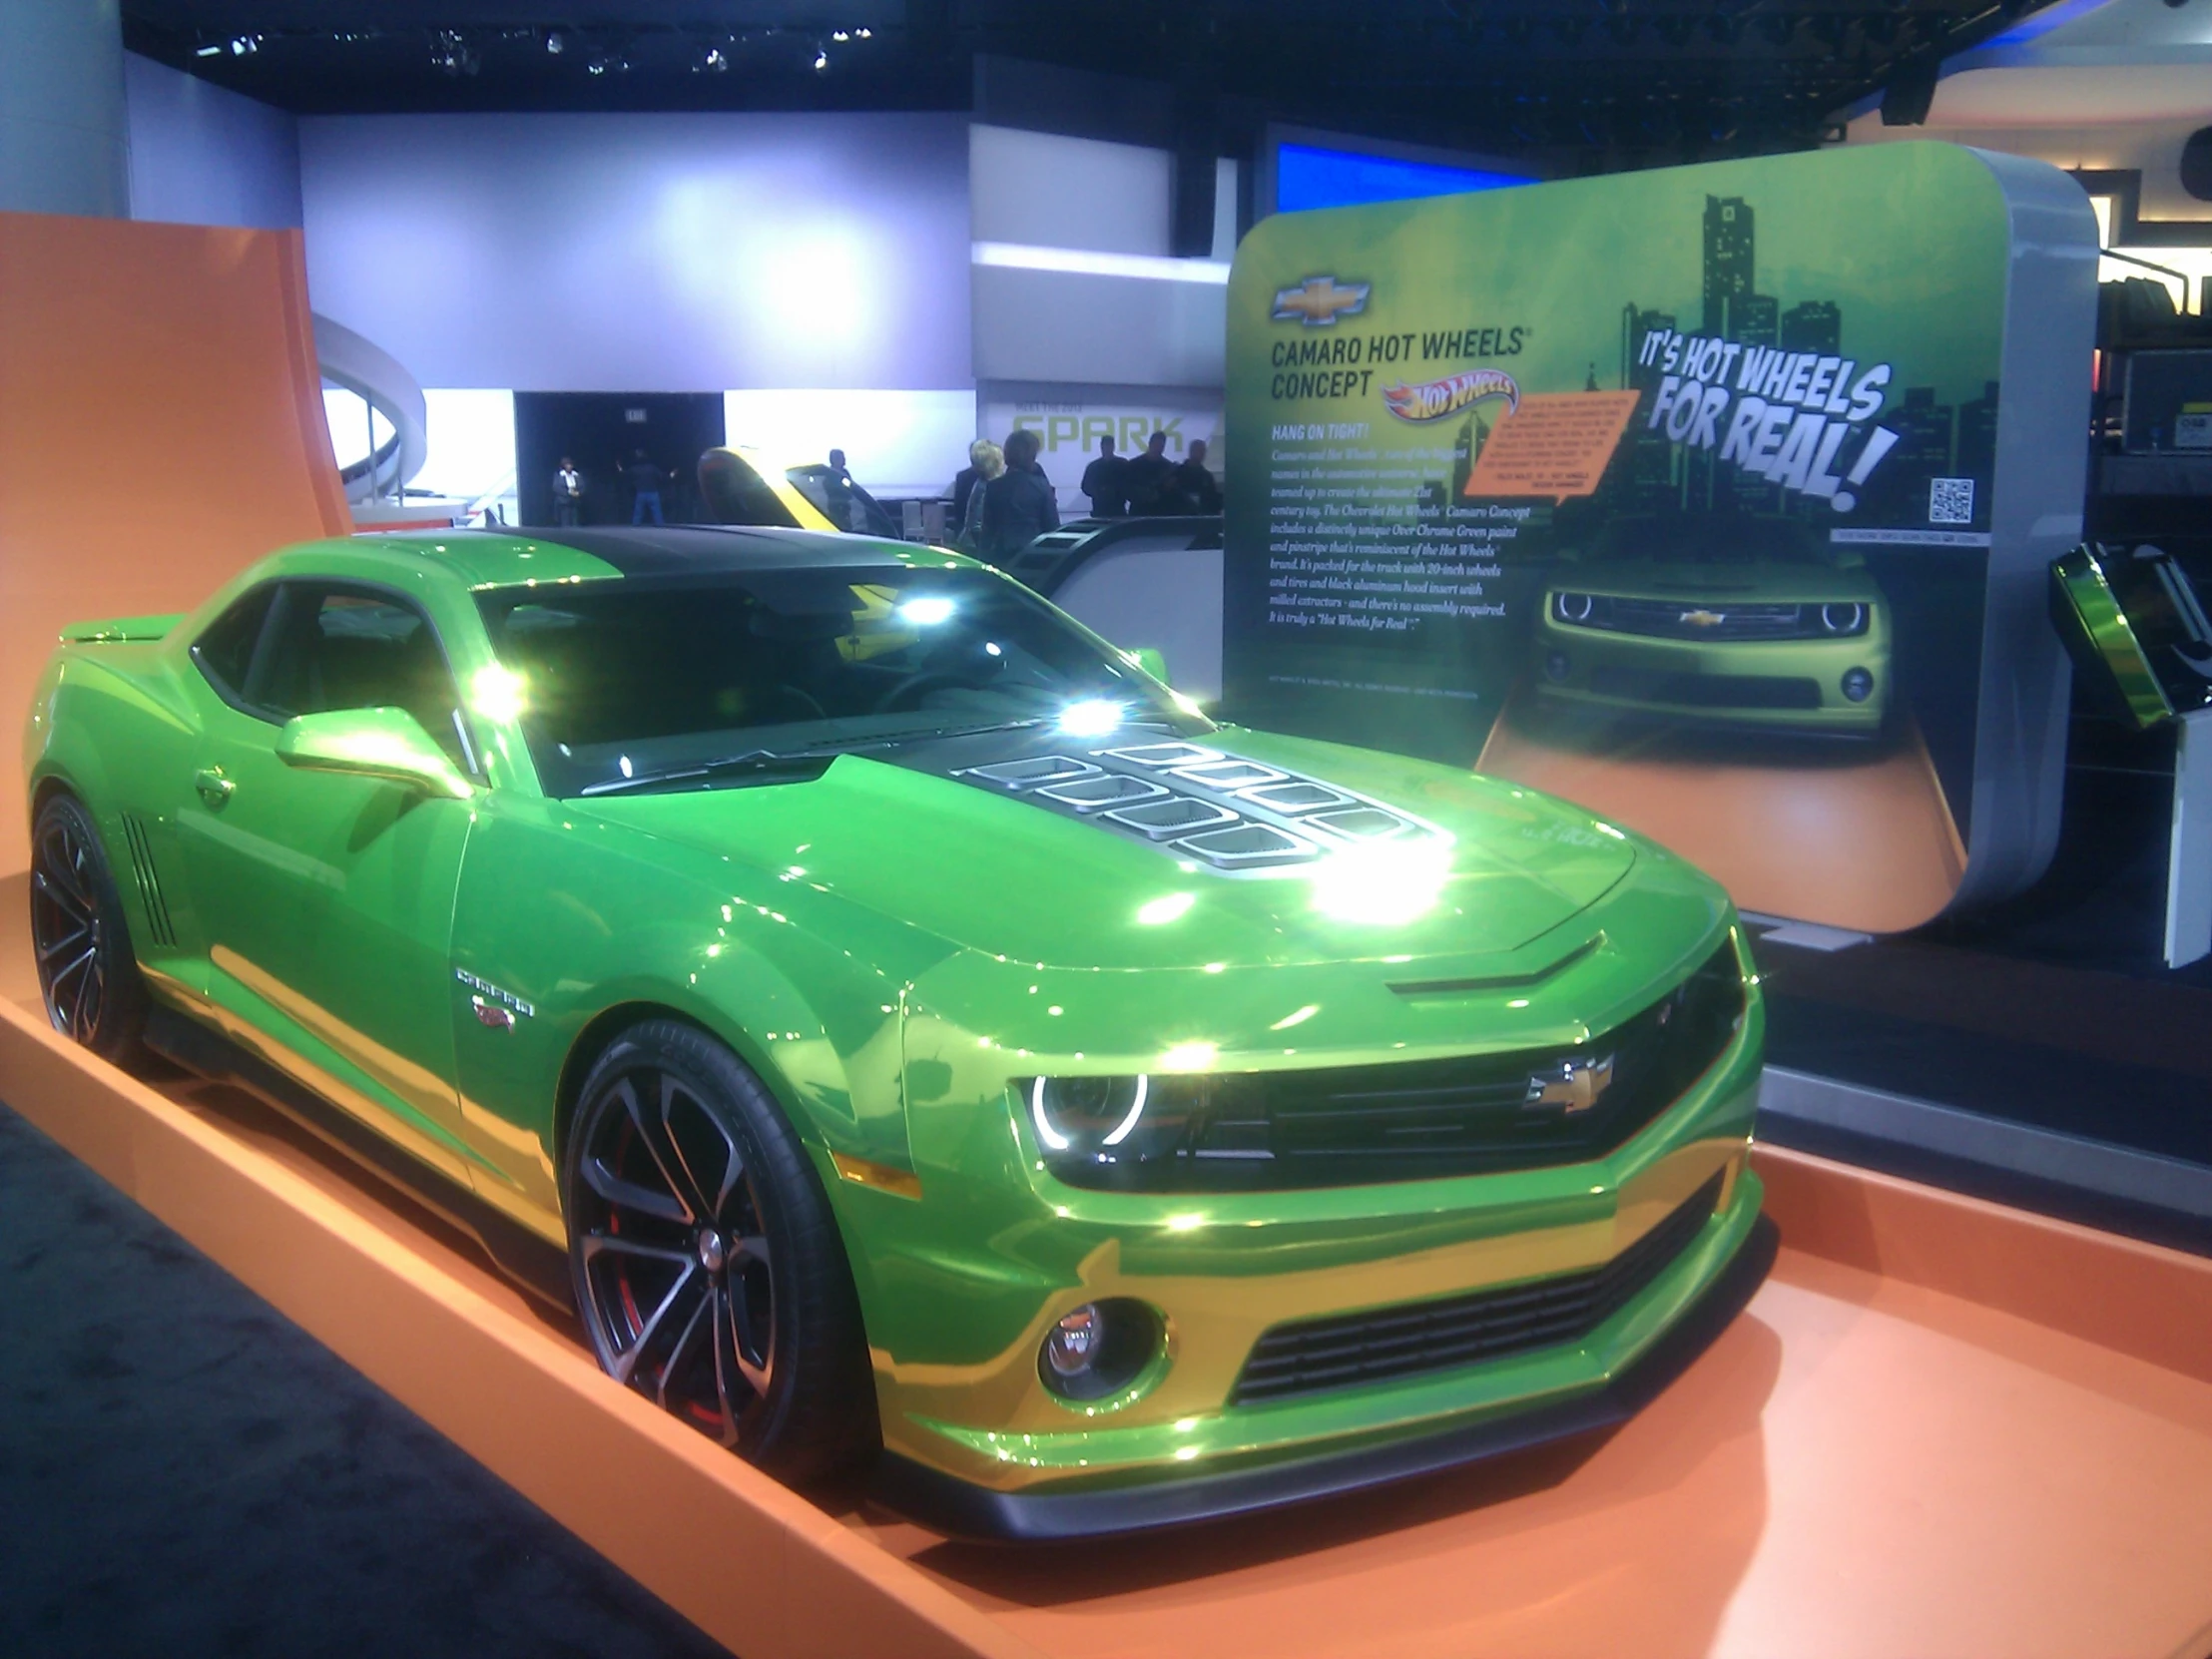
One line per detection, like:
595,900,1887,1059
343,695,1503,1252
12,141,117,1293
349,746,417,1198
0,210,350,871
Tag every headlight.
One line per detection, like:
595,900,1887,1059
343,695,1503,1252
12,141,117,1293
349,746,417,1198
1817,602,1868,636
1024,1075,1197,1175
1552,591,1596,624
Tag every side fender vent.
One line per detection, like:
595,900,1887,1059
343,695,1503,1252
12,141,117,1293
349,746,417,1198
118,814,177,948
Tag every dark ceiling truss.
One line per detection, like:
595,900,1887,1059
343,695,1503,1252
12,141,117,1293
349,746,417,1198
121,1,2067,167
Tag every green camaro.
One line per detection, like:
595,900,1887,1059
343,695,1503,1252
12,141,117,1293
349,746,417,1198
23,526,1769,1538
1536,514,1893,736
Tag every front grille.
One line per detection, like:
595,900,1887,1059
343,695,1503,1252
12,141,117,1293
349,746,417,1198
1593,598,1810,641
1048,940,1745,1193
1587,668,1823,711
1232,1170,1728,1404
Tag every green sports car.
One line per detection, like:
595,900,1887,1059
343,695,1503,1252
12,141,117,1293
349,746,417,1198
23,526,1769,1538
1535,514,1893,736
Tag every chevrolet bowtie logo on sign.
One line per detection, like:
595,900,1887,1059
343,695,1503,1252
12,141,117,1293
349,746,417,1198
1523,1054,1616,1115
1680,610,1728,629
1273,276,1371,326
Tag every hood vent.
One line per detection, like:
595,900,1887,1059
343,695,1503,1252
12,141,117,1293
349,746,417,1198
954,742,1447,874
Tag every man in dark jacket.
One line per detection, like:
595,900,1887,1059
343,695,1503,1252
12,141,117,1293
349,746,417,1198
1122,429,1175,515
1175,438,1222,514
975,428,1059,566
1080,435,1129,518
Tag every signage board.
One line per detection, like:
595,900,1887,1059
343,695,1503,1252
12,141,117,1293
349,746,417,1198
1223,143,2097,931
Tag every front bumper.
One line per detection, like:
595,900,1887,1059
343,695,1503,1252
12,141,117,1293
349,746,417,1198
878,1193,1775,1540
1533,614,1889,733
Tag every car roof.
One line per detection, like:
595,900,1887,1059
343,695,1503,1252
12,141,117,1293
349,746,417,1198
339,525,949,591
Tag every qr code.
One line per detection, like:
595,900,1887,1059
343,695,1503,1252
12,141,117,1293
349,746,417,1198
1929,477,1974,525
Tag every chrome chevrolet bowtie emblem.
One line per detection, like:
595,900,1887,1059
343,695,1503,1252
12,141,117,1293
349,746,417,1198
1272,276,1371,326
1523,1054,1615,1114
1680,610,1727,628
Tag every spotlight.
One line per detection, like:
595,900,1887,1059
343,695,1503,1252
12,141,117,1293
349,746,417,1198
229,34,261,56
855,26,872,38
696,45,729,73
194,41,223,57
832,29,850,41
543,28,567,55
813,45,830,71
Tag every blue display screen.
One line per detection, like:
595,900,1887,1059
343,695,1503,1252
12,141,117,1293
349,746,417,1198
1274,143,1531,213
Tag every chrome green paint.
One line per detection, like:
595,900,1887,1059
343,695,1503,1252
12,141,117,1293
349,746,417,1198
1536,559,1893,733
57,613,187,644
276,708,475,799
2050,543,2172,730
25,530,1765,1502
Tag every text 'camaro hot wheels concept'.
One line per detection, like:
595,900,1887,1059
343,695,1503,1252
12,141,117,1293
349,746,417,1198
23,526,1769,1538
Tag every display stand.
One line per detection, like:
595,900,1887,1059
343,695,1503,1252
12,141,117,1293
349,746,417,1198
6,870,2212,1659
2167,706,2212,968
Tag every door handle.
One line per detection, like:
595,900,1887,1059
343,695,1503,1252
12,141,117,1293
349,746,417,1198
193,767,235,810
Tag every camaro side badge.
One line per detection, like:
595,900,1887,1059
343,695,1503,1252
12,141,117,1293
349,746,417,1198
455,966,533,1026
1272,276,1370,326
1524,1054,1615,1114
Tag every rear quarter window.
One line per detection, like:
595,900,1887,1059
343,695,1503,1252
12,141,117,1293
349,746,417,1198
191,586,277,707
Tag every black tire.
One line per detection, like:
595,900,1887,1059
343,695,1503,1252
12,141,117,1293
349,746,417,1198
29,793,149,1066
563,1019,877,1483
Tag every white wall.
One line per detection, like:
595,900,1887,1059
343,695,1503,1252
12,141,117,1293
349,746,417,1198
124,51,300,229
299,111,972,393
969,123,1234,390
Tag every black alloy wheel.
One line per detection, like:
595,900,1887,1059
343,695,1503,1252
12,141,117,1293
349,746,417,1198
29,793,148,1064
563,1019,875,1482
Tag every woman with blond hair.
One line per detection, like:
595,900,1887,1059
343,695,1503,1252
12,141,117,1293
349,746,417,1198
949,436,998,533
956,440,1005,552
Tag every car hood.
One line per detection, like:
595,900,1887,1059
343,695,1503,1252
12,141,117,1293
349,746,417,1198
1554,560,1882,604
579,727,1638,973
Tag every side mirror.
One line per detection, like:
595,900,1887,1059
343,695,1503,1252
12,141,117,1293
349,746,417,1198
276,708,474,799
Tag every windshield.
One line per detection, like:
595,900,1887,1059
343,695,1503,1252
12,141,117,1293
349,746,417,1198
477,565,1208,798
1590,514,1827,566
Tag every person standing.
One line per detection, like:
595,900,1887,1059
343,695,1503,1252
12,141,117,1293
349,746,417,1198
974,428,1059,567
823,447,856,531
553,456,584,526
956,440,1004,552
1123,430,1174,516
627,448,667,525
1080,435,1129,519
949,437,995,530
1175,438,1222,514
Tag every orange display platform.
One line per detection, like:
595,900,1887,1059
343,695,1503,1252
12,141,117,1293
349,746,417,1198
4,878,2211,1659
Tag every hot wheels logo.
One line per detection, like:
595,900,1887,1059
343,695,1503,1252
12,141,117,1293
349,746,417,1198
1382,368,1520,423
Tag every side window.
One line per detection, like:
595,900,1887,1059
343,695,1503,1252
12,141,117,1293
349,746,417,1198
191,586,277,710
261,587,473,770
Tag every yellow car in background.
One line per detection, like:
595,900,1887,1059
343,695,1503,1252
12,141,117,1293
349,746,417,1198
699,445,904,539
1534,514,1892,738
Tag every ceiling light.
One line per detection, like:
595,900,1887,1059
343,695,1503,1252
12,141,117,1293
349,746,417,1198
832,29,850,41
697,45,729,72
543,28,566,54
229,34,260,56
813,46,830,71
195,41,222,57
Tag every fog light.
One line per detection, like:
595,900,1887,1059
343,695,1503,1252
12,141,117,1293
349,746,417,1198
1841,667,1874,703
1545,651,1572,683
1037,1298,1162,1400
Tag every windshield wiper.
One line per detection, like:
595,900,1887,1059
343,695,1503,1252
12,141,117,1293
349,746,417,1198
579,737,896,797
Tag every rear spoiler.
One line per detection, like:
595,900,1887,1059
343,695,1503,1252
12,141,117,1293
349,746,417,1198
58,613,185,644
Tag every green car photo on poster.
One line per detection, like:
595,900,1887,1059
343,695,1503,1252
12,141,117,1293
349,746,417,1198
1534,515,1894,737
1224,141,2095,933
